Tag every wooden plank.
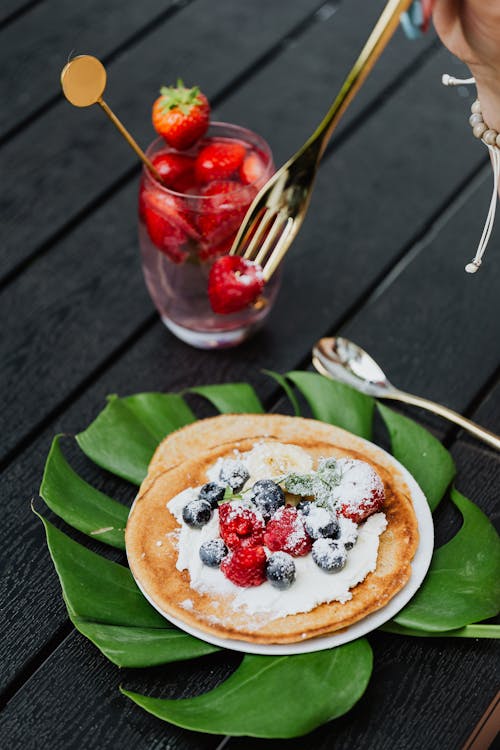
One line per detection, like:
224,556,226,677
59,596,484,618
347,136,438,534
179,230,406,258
0,0,321,281
0,43,483,464
1,0,400,692
1,170,497,699
0,0,41,28
0,0,179,141
1,0,496,720
0,631,228,749
339,170,500,416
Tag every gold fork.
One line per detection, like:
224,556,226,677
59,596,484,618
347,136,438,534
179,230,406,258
230,0,414,279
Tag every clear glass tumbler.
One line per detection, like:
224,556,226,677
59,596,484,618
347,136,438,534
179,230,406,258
138,122,280,349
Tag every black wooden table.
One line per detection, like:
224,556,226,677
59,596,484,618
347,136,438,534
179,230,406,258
1,1,499,747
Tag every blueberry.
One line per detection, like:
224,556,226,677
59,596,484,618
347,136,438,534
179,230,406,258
312,539,347,572
250,479,285,519
219,460,250,492
304,506,339,539
198,482,226,508
265,551,296,590
296,499,312,516
199,538,228,567
182,499,212,528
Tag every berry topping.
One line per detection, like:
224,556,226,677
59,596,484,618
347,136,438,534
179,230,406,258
239,152,266,185
249,479,285,519
296,499,312,515
199,538,228,567
152,80,210,150
303,505,339,540
198,482,226,508
218,459,250,491
218,502,265,549
182,499,212,528
263,506,312,557
338,515,358,550
265,551,296,590
208,256,265,314
151,152,195,190
221,544,267,587
312,538,347,572
335,459,385,523
195,141,246,183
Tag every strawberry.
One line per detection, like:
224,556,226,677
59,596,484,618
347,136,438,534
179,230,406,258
142,206,188,263
221,545,267,587
195,141,246,183
152,80,210,150
197,181,251,244
264,506,312,557
198,235,233,262
337,460,385,523
339,486,384,523
143,189,200,241
151,152,195,189
208,256,265,314
218,503,265,550
239,152,266,185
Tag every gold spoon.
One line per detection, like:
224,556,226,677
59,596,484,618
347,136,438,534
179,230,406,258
313,337,500,451
60,54,164,184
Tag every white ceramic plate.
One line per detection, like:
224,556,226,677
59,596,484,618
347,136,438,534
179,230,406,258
129,440,434,656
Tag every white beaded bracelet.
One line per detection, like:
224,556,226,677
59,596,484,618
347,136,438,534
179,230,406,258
442,74,500,273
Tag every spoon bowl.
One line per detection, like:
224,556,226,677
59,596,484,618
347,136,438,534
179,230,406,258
313,337,396,398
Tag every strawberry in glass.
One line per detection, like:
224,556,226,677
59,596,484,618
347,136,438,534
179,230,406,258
139,83,281,348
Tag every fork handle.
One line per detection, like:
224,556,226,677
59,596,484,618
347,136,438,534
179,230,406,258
309,0,414,157
387,389,500,451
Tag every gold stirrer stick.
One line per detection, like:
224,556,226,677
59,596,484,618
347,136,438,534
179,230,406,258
60,55,165,184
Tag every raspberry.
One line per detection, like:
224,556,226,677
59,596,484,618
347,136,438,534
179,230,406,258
218,502,264,550
221,545,267,587
263,506,312,557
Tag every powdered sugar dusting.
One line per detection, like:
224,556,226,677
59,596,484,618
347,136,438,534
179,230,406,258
167,443,387,622
333,458,385,513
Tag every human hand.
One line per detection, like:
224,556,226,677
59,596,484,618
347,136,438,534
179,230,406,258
433,1,500,128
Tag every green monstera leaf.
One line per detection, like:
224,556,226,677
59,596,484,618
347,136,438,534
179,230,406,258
122,640,373,738
36,376,500,740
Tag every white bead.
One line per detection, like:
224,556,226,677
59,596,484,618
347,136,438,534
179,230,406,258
496,134,500,148
483,129,498,145
465,262,479,273
471,100,481,114
469,113,483,126
473,122,487,138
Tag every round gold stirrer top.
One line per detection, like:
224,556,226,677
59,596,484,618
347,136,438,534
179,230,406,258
60,55,164,184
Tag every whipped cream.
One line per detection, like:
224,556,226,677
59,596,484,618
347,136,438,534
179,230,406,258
167,443,387,622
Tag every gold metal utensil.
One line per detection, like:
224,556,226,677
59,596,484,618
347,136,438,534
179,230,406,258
313,337,500,452
230,0,413,280
60,54,164,184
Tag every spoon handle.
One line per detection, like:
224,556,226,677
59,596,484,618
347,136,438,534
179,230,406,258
386,390,500,451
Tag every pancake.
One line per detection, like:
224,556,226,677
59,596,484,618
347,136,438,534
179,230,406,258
126,415,419,644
